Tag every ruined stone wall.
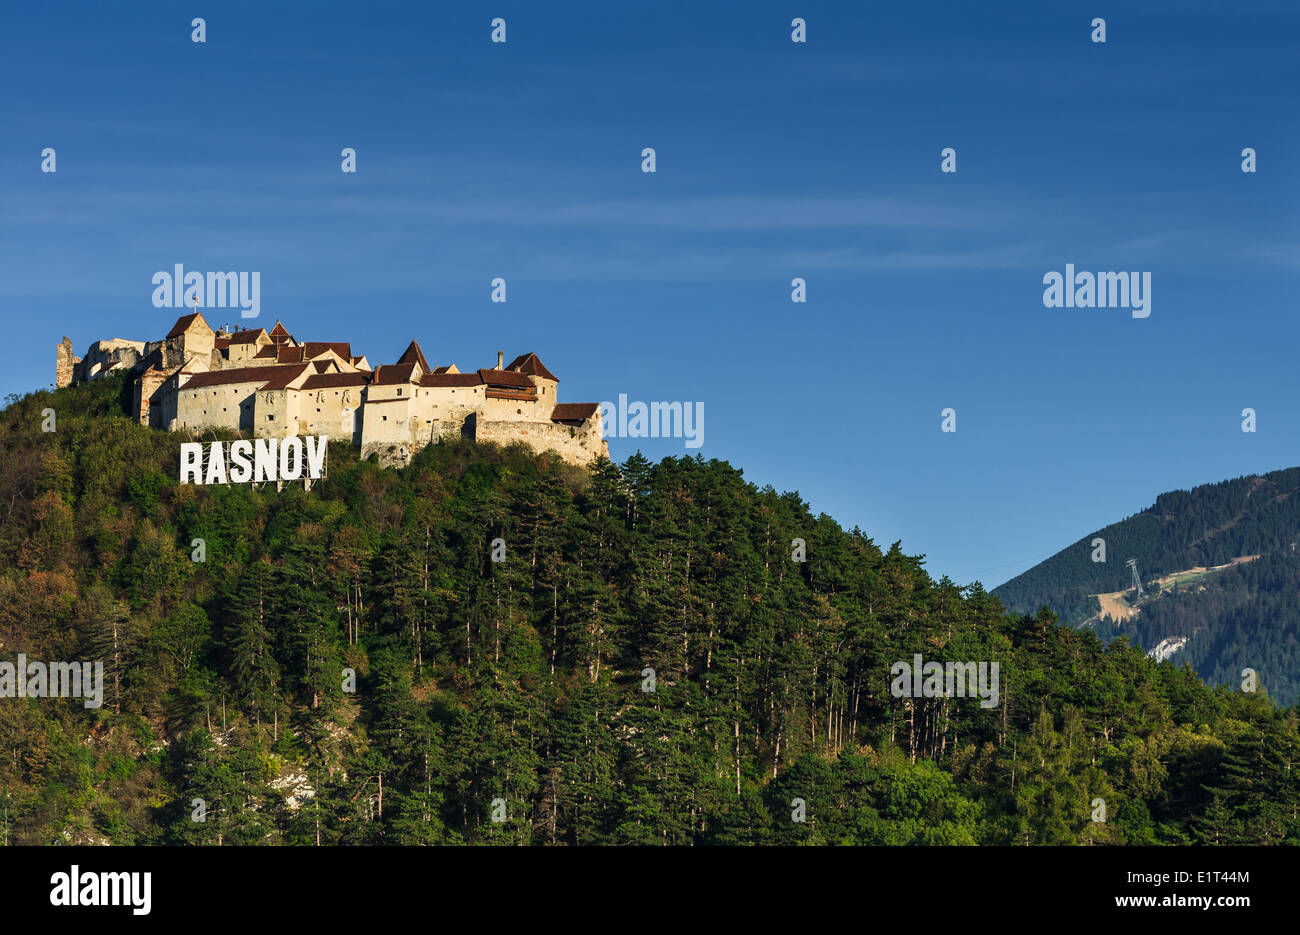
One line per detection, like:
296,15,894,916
55,338,81,389
73,338,146,382
135,366,180,427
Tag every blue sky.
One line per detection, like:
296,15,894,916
2,1,1298,588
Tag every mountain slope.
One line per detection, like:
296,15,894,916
994,468,1300,703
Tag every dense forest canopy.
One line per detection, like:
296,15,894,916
0,373,1297,845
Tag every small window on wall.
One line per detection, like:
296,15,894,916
267,415,274,421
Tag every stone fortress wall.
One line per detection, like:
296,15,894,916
57,313,607,468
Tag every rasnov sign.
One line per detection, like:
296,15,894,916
180,436,327,486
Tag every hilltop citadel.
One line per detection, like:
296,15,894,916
56,313,607,467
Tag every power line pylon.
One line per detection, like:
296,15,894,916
1125,558,1145,600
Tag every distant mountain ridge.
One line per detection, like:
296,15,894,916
993,467,1300,703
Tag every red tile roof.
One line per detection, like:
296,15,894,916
180,364,303,390
420,373,483,388
259,364,311,391
372,362,419,385
303,342,351,360
302,372,371,389
268,322,295,346
551,403,599,423
397,340,431,373
478,368,534,389
506,352,558,382
486,388,538,402
227,329,267,345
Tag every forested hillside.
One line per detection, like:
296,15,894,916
995,470,1300,703
1090,552,1300,706
1,373,1298,845
995,470,1300,623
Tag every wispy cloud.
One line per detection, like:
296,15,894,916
782,243,1038,271
0,180,1018,235
1239,244,1300,268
